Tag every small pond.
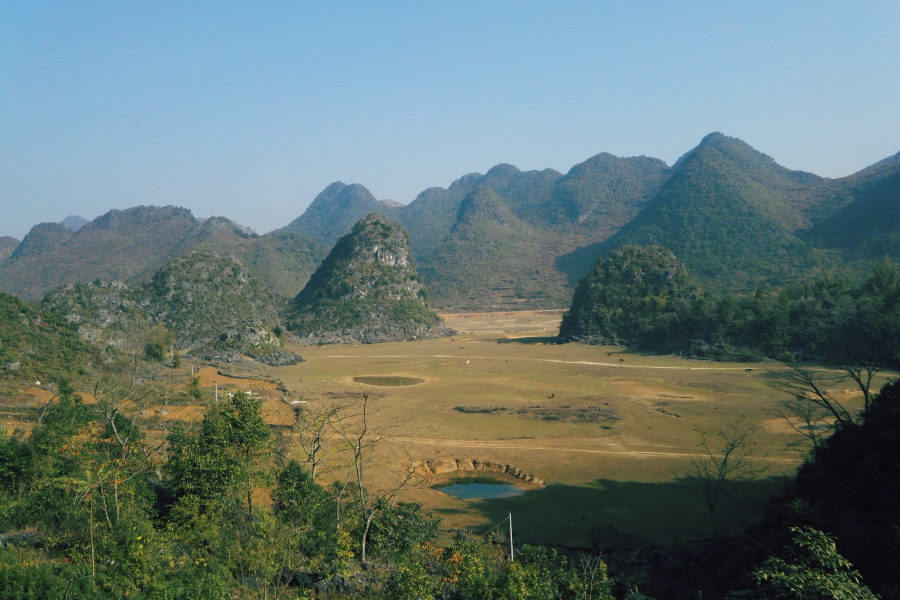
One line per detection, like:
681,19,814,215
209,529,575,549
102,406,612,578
352,376,425,387
438,483,525,500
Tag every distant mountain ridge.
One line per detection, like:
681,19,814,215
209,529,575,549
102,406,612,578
420,186,570,310
61,215,89,232
3,132,898,313
0,206,326,302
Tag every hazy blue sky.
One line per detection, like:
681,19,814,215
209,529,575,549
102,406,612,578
2,1,898,239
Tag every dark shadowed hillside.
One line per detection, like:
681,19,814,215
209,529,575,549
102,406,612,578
802,155,900,260
0,237,19,262
558,245,703,347
420,186,571,310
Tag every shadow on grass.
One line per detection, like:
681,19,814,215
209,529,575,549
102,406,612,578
497,336,558,345
446,476,788,551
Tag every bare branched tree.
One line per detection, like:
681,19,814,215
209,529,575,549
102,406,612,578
771,394,833,458
292,392,357,482
328,390,417,563
764,364,856,431
679,417,767,542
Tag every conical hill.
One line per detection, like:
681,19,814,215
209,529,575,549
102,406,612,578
286,214,449,344
584,139,824,289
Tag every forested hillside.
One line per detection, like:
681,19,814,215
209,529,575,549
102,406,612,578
803,156,900,260
577,136,829,289
560,245,900,367
0,292,104,383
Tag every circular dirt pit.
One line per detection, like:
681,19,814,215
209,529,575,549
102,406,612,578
352,376,426,387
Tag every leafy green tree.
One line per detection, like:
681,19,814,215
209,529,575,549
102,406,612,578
165,391,270,516
367,500,440,559
187,375,204,402
734,528,877,599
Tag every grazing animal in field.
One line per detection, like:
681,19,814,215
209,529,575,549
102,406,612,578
745,368,753,372
620,358,625,362
608,353,612,356
465,360,470,365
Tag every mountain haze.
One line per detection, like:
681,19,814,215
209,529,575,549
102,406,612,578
61,215,90,232
0,237,20,262
0,207,326,302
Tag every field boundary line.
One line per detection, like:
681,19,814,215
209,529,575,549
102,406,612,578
389,436,797,463
323,355,755,371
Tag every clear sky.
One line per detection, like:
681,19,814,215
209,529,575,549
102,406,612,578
2,1,898,240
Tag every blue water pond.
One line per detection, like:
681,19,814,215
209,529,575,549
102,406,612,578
438,483,525,500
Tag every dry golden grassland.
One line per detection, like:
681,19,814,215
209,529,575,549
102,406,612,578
248,310,877,552
0,309,882,554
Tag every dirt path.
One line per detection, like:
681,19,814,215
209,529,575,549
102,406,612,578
389,436,798,463
324,355,757,371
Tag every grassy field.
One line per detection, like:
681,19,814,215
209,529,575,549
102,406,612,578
226,310,876,553
0,309,880,556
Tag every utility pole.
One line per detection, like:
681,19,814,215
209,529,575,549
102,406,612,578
509,513,514,560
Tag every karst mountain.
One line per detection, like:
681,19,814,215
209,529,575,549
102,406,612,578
285,213,449,344
2,132,898,319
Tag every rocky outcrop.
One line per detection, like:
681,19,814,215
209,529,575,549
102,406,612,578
286,214,452,344
417,458,544,486
42,252,301,364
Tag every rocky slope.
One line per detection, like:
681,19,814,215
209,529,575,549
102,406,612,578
0,292,104,383
42,252,301,365
285,214,449,344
